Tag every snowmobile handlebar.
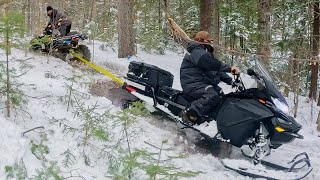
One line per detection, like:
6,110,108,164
232,74,245,91
247,68,261,80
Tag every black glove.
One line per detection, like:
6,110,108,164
231,81,236,88
231,79,242,88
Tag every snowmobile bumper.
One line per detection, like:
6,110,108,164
283,131,304,139
222,152,312,180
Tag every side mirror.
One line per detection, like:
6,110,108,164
247,69,256,76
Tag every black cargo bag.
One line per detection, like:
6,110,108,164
127,61,174,94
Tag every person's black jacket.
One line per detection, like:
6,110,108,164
47,9,71,30
180,42,232,94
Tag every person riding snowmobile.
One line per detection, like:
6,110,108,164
45,6,72,37
180,31,240,125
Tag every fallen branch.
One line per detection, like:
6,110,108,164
144,141,174,151
22,126,45,136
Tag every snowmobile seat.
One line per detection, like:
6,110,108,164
158,86,189,106
157,86,190,116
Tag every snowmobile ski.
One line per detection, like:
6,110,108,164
245,152,312,172
221,152,313,180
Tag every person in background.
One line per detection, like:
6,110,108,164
45,6,72,36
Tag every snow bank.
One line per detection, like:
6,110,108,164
0,115,28,179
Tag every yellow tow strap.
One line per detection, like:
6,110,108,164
69,49,125,87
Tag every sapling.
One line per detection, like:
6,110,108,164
0,10,26,117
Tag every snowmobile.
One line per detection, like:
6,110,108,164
30,28,91,62
123,60,313,179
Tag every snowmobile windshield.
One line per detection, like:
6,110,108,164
253,60,288,106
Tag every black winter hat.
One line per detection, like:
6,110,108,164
47,6,53,12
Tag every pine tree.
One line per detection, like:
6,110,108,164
309,1,319,101
258,0,272,66
212,0,220,45
0,7,26,117
199,0,213,34
117,0,135,58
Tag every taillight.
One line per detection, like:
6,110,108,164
125,86,136,92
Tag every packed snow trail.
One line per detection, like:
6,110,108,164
0,45,318,179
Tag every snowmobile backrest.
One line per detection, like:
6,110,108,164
127,61,174,94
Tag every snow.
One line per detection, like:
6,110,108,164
222,158,313,180
0,42,319,179
0,116,28,176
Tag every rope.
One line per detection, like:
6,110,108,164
69,49,125,87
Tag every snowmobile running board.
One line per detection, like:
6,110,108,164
221,152,313,180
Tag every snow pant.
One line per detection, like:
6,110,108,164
187,85,220,117
59,24,72,36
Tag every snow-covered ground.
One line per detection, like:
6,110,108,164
0,42,319,179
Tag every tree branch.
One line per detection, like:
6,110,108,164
22,126,45,136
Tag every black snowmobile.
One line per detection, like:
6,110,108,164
123,60,313,179
30,28,91,62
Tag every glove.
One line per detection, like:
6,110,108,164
231,81,236,88
52,29,61,37
231,67,240,75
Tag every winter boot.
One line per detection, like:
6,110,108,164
179,109,198,126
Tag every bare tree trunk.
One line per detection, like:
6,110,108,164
26,0,32,35
89,0,96,22
309,1,319,101
239,30,244,51
37,0,41,34
117,0,135,58
158,0,161,28
101,0,108,31
212,0,219,45
199,0,213,34
258,0,271,66
0,0,7,7
293,62,301,118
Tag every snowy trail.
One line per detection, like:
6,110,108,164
0,44,319,179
